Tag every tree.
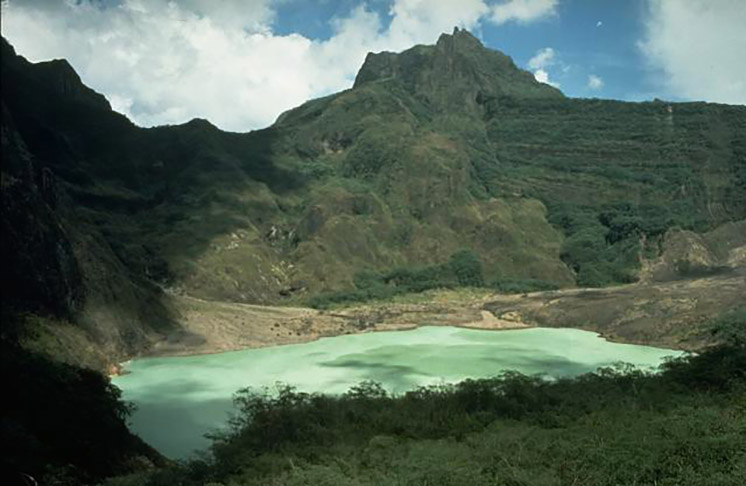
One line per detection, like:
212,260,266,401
711,306,746,348
449,250,484,287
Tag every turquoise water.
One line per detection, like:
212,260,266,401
112,326,682,458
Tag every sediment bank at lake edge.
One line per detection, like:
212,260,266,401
130,270,744,365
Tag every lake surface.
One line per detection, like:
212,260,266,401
113,326,682,458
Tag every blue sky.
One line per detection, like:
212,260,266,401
480,0,650,100
272,0,652,100
2,0,744,131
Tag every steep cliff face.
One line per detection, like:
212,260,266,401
1,39,176,366
2,31,745,363
643,220,746,282
1,102,83,318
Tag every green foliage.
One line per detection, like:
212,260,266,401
487,97,746,287
449,249,485,287
0,338,160,485
309,251,488,308
547,203,670,287
490,278,559,294
711,306,746,347
384,264,452,291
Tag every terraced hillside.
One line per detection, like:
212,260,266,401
485,96,745,285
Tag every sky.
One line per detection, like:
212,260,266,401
1,0,744,132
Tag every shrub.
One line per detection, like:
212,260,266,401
711,306,746,348
491,278,559,294
448,250,485,287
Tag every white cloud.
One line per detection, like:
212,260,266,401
0,0,561,131
528,47,559,87
533,69,559,88
491,0,558,25
531,69,546,85
639,0,746,105
528,47,555,70
385,0,489,47
596,20,602,27
587,74,604,90
1,0,308,130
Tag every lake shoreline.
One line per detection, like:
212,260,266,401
118,296,538,370
111,270,738,375
114,320,686,377
111,326,684,458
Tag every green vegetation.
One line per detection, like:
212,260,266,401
0,316,161,486
711,305,746,347
307,266,449,309
491,278,559,294
307,250,558,308
547,203,655,286
106,341,746,486
484,96,746,286
449,249,485,287
3,30,745,327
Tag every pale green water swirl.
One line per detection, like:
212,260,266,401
113,326,682,458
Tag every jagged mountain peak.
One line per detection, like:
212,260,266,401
182,117,219,130
33,58,112,111
353,28,562,106
435,26,486,51
1,36,16,56
2,36,111,111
